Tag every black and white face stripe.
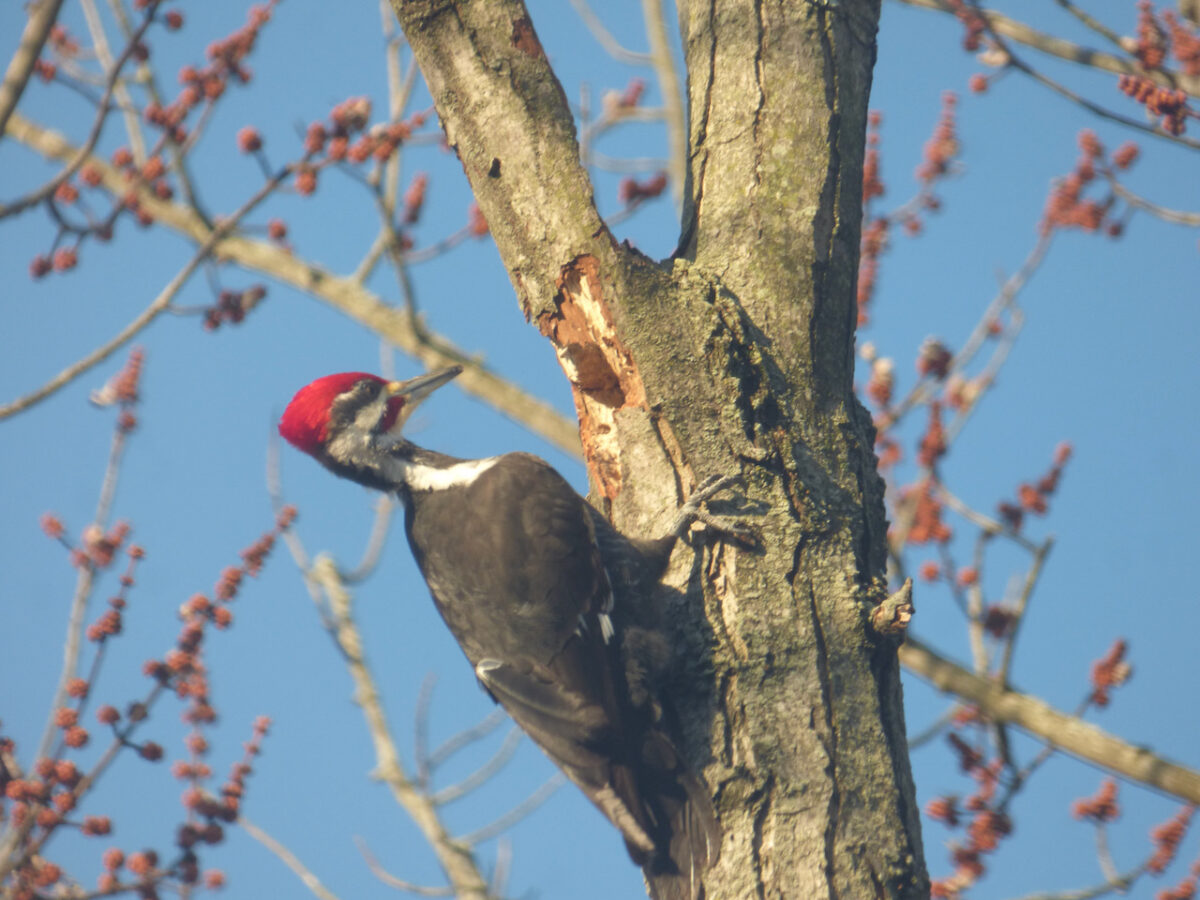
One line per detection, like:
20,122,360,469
328,378,389,436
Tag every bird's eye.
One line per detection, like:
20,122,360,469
360,379,381,398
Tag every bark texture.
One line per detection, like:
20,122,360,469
391,0,928,896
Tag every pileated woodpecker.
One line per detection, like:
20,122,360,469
279,366,726,897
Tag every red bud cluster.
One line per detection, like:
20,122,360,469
1164,10,1200,76
995,442,1071,532
1117,75,1190,136
1135,0,1170,69
917,403,947,467
1089,638,1132,707
857,217,889,327
468,203,489,238
863,112,885,202
866,357,895,409
931,735,1012,897
1071,778,1120,822
402,173,429,224
1149,807,1195,874
944,0,987,51
202,285,267,331
618,172,668,207
917,338,953,380
917,94,960,184
905,480,952,544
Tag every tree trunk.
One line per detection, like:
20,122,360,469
391,0,929,896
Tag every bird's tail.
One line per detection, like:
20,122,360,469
629,731,721,900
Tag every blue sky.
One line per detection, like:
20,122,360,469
2,1,1198,898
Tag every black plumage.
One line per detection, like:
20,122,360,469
279,368,721,898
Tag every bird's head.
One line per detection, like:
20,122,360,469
279,366,462,488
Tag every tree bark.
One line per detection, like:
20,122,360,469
390,0,929,896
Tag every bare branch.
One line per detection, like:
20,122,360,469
892,0,1200,98
0,0,67,141
641,0,686,211
0,1,162,219
997,538,1055,683
1007,861,1145,900
568,0,653,65
33,403,132,762
1108,177,1200,225
427,709,509,772
241,817,343,900
1,153,295,420
1052,0,1129,53
79,0,145,164
308,557,491,899
456,773,566,846
339,495,396,584
899,636,1200,804
433,727,524,806
881,232,1051,434
6,110,583,457
355,836,454,896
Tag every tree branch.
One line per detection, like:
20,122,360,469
0,0,66,142
899,637,1200,804
241,817,343,900
641,0,686,211
308,557,490,899
5,110,582,457
891,0,1200,98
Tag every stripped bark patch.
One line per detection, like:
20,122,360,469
510,17,543,58
537,254,647,499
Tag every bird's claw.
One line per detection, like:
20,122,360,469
670,474,751,543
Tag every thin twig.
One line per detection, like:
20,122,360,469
433,728,524,805
642,0,686,212
8,110,584,457
339,495,396,584
908,705,959,749
414,672,437,787
1005,51,1200,151
0,0,67,141
1052,0,1128,52
490,838,512,899
30,368,142,766
0,0,164,219
309,557,491,898
882,232,1052,432
241,817,343,900
892,0,1200,98
997,538,1054,684
80,0,145,164
938,486,1037,553
1006,861,1146,900
1,156,296,420
1108,176,1200,226
588,150,671,173
355,836,454,897
427,709,509,772
457,773,566,846
568,0,653,65
1,683,165,881
1094,822,1119,884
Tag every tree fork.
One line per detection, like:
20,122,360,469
391,0,928,895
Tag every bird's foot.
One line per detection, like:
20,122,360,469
669,474,754,544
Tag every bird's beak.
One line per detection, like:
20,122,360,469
385,365,463,403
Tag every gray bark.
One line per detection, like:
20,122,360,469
391,0,929,896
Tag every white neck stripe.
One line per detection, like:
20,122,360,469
393,456,499,492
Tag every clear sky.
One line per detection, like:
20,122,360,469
2,1,1198,898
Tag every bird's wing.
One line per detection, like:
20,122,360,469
474,648,659,856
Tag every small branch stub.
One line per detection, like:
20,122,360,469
872,578,915,637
